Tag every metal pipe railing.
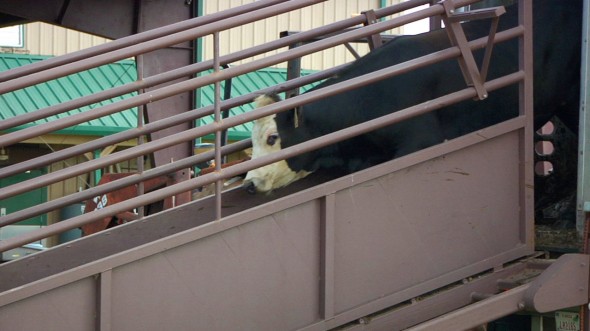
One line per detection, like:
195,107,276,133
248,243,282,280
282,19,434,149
0,64,345,180
0,0,430,135
0,0,291,84
0,0,326,95
3,0,440,231
0,0,524,254
0,1,325,133
0,0,474,150
0,1,449,195
0,70,525,253
0,22,522,204
0,139,252,228
0,23,524,244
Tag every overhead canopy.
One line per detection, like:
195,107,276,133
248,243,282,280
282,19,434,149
0,0,143,39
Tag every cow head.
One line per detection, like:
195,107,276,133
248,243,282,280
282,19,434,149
243,94,310,194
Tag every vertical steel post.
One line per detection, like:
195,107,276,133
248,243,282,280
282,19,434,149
517,0,534,250
97,269,113,331
320,194,336,319
213,31,223,221
136,54,146,219
138,0,194,210
286,41,303,99
577,0,590,237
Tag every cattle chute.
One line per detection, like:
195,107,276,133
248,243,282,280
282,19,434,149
0,0,588,330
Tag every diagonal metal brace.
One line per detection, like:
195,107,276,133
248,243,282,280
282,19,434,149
361,9,383,51
440,0,506,100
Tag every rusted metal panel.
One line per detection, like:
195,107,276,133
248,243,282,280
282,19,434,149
81,173,168,236
0,123,526,326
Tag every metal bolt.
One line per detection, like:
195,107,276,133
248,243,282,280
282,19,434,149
359,317,370,325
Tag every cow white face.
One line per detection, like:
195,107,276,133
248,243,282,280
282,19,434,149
243,96,310,194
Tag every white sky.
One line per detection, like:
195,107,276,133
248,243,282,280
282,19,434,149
0,25,23,47
401,3,430,35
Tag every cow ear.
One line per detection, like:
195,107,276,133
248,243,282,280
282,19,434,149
254,93,281,108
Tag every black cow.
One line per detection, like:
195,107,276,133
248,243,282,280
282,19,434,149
244,0,582,194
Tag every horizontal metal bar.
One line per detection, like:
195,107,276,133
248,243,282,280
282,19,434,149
0,0,428,132
447,6,506,23
0,25,523,201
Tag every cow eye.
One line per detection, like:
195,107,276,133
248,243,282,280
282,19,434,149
267,133,279,146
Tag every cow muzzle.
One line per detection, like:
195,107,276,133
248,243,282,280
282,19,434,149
243,179,258,195
243,163,311,194
242,177,272,195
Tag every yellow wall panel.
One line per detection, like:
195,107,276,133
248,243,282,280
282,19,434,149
201,0,407,71
22,22,110,57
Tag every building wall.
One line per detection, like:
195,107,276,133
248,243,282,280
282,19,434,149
0,22,110,56
201,0,409,71
24,22,111,56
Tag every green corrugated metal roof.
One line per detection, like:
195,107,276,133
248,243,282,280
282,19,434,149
0,53,138,136
0,53,320,140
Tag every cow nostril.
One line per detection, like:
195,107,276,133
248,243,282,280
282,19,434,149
244,181,257,195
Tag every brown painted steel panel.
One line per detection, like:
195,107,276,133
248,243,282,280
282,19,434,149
110,201,322,330
0,120,534,331
332,132,524,313
0,277,96,331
